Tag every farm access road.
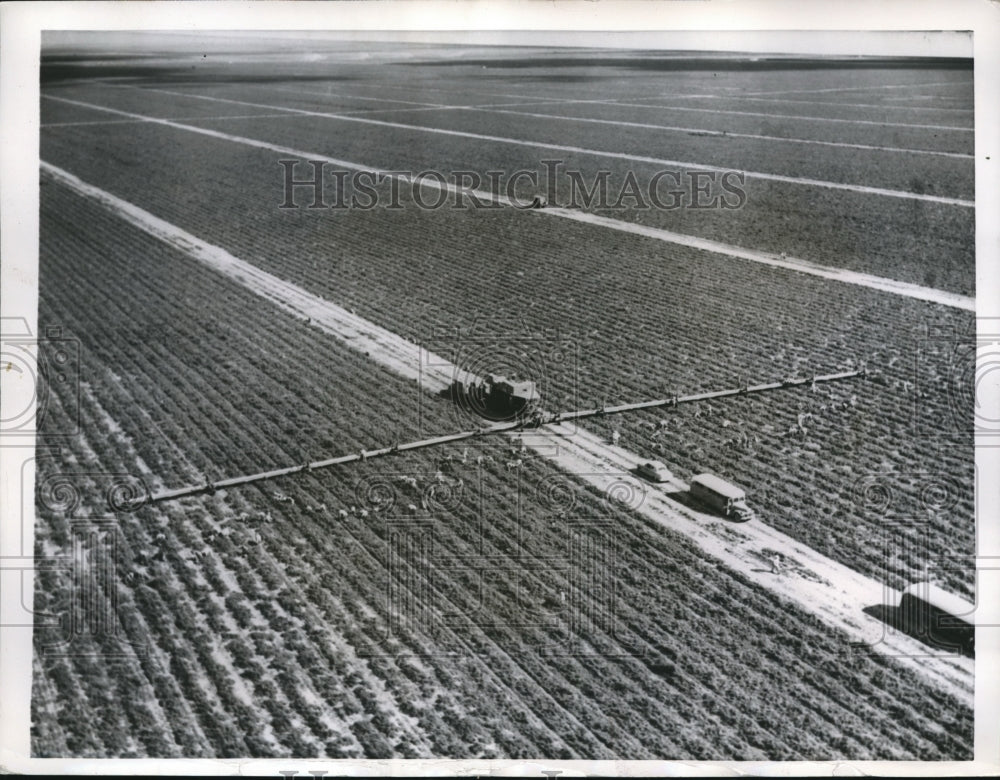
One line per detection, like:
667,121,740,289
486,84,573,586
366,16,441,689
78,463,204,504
40,160,974,708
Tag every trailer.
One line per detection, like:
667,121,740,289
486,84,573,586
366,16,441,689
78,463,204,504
898,581,975,655
688,473,755,522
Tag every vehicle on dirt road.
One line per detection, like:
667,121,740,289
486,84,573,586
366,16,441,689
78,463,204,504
636,460,673,483
452,373,541,421
898,581,975,656
689,473,755,522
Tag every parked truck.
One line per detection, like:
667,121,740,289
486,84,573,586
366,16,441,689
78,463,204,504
689,473,755,522
898,581,975,656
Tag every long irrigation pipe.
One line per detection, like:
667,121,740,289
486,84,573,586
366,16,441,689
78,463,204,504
131,369,865,507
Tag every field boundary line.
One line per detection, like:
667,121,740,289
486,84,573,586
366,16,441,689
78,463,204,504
588,98,972,132
885,95,971,103
740,80,971,97
39,159,975,708
87,86,975,207
657,93,975,114
274,79,971,121
41,112,296,128
269,84,453,109
88,76,581,106
268,84,598,112
318,81,974,132
544,208,976,312
266,83,624,113
199,80,584,107
457,106,973,160
41,93,975,310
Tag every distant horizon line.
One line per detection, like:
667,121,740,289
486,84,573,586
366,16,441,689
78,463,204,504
41,30,973,59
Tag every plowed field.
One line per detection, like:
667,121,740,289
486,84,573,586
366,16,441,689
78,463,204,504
33,40,977,760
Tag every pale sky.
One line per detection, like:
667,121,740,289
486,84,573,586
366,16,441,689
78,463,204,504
43,29,971,59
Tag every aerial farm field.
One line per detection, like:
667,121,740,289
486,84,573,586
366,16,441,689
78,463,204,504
33,37,976,760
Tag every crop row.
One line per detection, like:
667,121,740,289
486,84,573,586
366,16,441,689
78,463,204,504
33,180,972,758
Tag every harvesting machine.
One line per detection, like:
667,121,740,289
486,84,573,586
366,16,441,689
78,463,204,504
125,365,867,509
450,373,541,421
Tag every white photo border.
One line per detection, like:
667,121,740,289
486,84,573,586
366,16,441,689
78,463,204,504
2,1,998,776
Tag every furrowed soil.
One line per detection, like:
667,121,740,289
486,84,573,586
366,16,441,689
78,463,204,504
39,121,976,601
34,170,973,759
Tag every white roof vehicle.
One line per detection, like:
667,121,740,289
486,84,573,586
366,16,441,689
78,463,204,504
636,460,672,483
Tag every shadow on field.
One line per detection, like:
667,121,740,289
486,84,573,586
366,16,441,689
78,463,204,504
40,60,361,86
864,603,975,659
